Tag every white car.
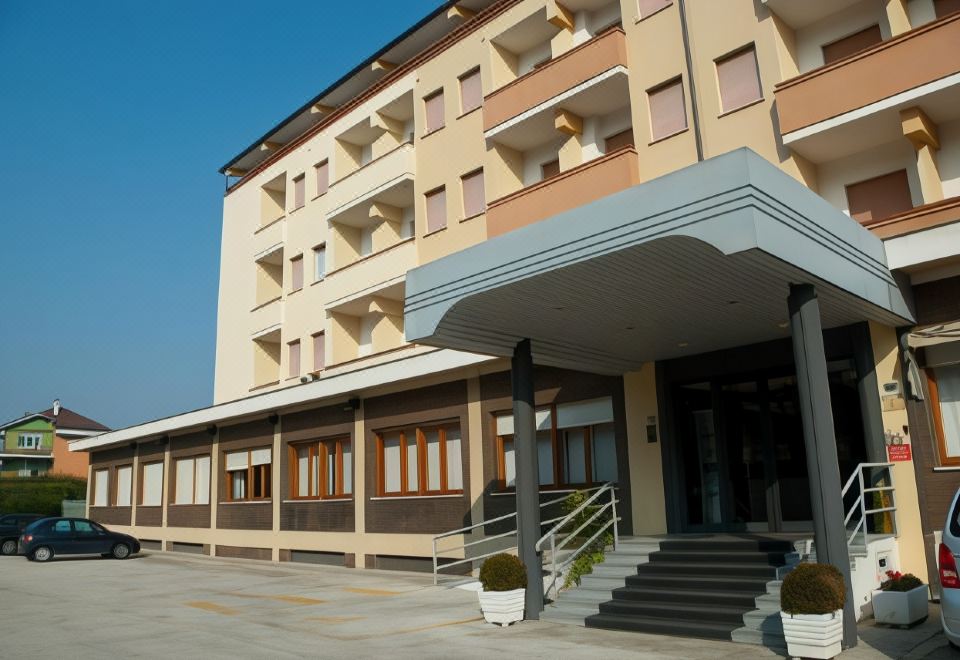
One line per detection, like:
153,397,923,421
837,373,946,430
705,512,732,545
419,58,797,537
942,488,960,648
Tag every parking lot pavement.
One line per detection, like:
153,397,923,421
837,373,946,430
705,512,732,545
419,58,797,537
0,550,947,658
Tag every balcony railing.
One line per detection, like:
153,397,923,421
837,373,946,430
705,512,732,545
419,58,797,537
249,296,282,337
483,28,628,133
867,195,960,239
326,142,415,220
775,13,960,136
323,237,416,309
486,147,639,238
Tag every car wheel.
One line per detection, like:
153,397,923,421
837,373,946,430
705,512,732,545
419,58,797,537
32,546,53,562
1,539,17,556
111,543,131,560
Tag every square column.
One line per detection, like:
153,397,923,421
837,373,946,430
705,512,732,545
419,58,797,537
512,338,543,619
787,284,857,648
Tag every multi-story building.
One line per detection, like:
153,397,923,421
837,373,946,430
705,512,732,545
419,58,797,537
1,405,106,478
74,0,960,647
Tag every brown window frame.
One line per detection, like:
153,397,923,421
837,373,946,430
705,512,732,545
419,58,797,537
288,437,352,500
926,368,960,467
224,448,272,502
375,421,463,497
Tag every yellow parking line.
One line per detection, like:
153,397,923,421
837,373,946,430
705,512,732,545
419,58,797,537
342,587,402,596
390,616,484,635
185,601,240,616
271,595,326,605
305,615,367,624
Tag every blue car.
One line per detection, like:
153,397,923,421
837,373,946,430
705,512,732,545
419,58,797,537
19,517,140,562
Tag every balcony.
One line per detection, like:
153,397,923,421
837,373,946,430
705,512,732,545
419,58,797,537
869,195,960,239
484,28,629,136
486,146,639,238
775,14,960,160
326,142,415,221
323,237,416,309
250,296,282,338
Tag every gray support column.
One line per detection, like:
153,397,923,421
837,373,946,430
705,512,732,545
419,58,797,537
852,322,887,463
512,338,543,619
788,284,857,649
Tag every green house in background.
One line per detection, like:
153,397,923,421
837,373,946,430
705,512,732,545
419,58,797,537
0,415,55,476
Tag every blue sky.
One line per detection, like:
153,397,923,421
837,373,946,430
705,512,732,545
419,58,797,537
0,0,440,429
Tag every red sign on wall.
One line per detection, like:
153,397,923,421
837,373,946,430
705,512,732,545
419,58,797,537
887,444,912,462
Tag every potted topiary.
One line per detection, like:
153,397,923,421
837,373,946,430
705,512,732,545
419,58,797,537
780,563,846,659
872,570,928,626
478,553,527,626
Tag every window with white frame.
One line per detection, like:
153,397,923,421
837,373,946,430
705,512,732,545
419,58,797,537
115,465,132,506
313,245,326,282
140,462,164,506
225,448,271,501
174,455,211,505
93,468,109,507
17,433,42,449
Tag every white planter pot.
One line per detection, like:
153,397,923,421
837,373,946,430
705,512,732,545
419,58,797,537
780,610,843,660
872,585,928,626
478,588,525,627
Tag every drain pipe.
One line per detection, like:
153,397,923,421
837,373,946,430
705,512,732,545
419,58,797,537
677,0,704,162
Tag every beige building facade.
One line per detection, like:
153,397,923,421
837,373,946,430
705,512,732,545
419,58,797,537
76,0,960,647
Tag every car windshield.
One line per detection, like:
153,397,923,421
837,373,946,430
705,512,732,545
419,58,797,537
22,518,50,532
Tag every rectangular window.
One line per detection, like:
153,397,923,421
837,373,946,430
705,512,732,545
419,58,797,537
541,159,560,180
637,0,671,18
225,448,271,502
289,438,352,499
376,423,463,496
845,170,914,225
293,174,305,210
496,398,617,489
716,45,762,113
288,340,301,379
459,69,482,114
648,77,687,141
290,255,304,292
141,462,163,506
313,245,326,282
424,90,445,134
928,366,960,466
935,0,960,18
425,186,447,233
604,128,635,153
821,25,882,65
174,455,210,504
17,433,42,449
93,469,109,507
461,169,485,218
315,160,329,197
115,465,132,506
312,332,325,371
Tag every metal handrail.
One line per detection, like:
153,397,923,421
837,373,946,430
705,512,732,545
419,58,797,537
840,462,897,554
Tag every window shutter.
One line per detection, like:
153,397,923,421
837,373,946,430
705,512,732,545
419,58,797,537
845,170,913,225
315,161,329,196
425,91,445,133
822,25,882,65
638,0,671,18
116,466,132,506
556,397,614,429
251,448,271,466
175,459,194,505
195,456,210,504
288,340,301,378
648,78,687,141
460,70,482,113
426,187,447,233
293,175,305,209
313,333,325,371
461,170,485,218
716,46,762,113
291,256,303,291
225,451,248,471
142,463,163,506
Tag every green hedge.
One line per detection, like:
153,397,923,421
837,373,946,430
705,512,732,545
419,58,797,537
0,476,87,516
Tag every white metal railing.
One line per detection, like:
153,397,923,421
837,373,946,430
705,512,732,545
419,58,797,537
431,485,610,584
536,483,619,599
841,462,897,555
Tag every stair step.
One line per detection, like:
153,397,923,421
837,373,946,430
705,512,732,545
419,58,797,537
659,538,795,553
580,575,638,590
649,550,797,566
599,599,751,625
586,613,736,640
742,609,785,633
636,561,780,578
754,593,782,610
590,563,646,578
541,609,589,626
559,587,615,605
611,585,759,608
547,601,602,618
731,626,787,649
625,573,772,592
601,553,652,566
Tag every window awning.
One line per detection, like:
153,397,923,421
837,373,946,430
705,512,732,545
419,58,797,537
404,149,913,375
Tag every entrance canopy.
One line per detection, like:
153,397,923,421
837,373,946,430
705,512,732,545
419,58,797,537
405,149,913,374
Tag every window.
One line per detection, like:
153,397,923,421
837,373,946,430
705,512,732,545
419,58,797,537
74,520,102,535
637,0,671,18
288,340,301,379
425,186,447,233
845,170,914,225
17,433,42,449
52,520,72,534
293,174,305,210
461,169,485,218
648,78,687,141
821,25,882,65
140,462,163,506
459,69,482,114
495,398,618,489
174,455,210,504
312,332,325,371
928,366,960,466
716,45,762,113
604,128,635,153
313,245,326,282
93,468,109,507
115,465,132,506
289,438,352,499
290,255,303,292
541,159,560,180
424,90,445,134
225,448,272,501
315,160,329,197
935,0,960,18
376,423,463,496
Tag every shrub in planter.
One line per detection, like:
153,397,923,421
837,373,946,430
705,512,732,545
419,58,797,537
780,563,846,659
478,554,527,627
873,570,928,626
